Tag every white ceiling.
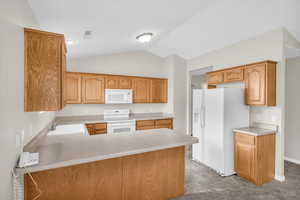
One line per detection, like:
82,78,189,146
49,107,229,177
149,0,300,59
28,0,216,58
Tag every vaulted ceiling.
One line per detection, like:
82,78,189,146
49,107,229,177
28,0,300,59
28,0,216,58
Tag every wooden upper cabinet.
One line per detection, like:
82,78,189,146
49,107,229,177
61,44,67,108
105,76,119,89
151,79,168,103
118,77,132,89
82,74,105,104
65,73,82,104
24,28,66,112
207,71,224,85
244,61,276,106
105,76,132,89
132,78,151,103
224,67,244,83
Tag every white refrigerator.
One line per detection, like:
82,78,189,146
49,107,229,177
192,88,249,176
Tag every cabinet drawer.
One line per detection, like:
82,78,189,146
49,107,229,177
94,123,107,130
136,125,156,130
235,132,255,145
224,67,244,83
93,129,107,134
207,72,224,85
136,120,155,127
155,119,172,126
155,124,172,129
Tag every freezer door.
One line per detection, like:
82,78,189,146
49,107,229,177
192,89,204,162
203,88,225,174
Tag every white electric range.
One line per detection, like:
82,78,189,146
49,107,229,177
104,109,136,134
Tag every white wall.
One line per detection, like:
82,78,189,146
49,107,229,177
186,29,286,180
0,0,56,199
57,51,172,116
285,57,300,163
164,55,188,133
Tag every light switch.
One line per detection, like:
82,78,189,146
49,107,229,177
16,130,25,150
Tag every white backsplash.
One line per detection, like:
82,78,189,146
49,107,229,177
250,106,281,126
56,104,171,116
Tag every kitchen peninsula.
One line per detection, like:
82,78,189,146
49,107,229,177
20,129,198,200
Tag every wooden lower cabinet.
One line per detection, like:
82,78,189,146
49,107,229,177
24,147,185,200
136,119,173,130
235,132,275,185
25,157,123,200
155,119,173,129
86,123,107,135
136,120,155,130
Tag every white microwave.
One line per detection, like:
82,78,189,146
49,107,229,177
105,89,133,104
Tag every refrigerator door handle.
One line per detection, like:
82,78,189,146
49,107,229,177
200,106,205,128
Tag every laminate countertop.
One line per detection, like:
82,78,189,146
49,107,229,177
55,113,174,125
17,129,198,174
233,127,276,136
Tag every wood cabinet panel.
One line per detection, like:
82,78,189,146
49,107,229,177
25,158,123,200
82,75,105,104
235,133,255,145
136,119,173,130
136,120,155,127
155,119,173,126
86,123,107,135
61,44,67,108
136,120,155,130
235,142,255,181
65,73,81,104
155,119,173,129
105,76,132,89
207,71,224,85
244,63,266,105
235,132,275,185
25,147,185,200
244,61,276,106
151,79,168,103
105,76,119,89
122,147,185,200
24,28,66,111
118,77,132,89
224,67,244,83
256,134,275,185
132,78,151,103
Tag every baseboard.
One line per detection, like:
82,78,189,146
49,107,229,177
275,174,285,182
285,157,300,165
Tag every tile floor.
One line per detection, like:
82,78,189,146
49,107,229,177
173,161,300,200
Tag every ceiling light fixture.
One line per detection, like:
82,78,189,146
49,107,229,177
136,33,153,43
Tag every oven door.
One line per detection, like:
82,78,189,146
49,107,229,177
107,123,136,134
